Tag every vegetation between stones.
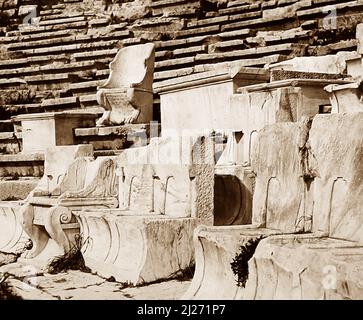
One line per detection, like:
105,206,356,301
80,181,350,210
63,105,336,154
231,236,265,288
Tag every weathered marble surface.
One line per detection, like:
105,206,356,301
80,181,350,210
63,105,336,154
0,180,38,201
0,201,29,254
155,67,269,136
75,134,215,284
247,236,363,300
309,113,363,243
77,210,196,285
268,53,355,74
231,80,332,166
183,225,279,300
251,122,309,232
117,135,215,224
0,153,44,179
96,43,155,126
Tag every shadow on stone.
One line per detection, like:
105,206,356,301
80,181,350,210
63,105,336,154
0,274,22,300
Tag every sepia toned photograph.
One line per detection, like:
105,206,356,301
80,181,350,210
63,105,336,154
0,0,362,304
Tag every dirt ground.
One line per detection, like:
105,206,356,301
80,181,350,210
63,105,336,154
0,253,191,300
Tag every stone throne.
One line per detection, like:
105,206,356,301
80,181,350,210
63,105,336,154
96,43,155,127
19,145,118,261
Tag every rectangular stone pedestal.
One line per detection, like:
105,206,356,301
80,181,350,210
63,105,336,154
13,112,97,153
154,67,269,136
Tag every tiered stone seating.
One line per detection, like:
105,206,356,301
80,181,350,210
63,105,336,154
1,0,361,131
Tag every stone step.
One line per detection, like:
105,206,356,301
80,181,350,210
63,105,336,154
0,78,27,89
155,56,195,70
154,67,195,80
193,54,287,72
156,44,208,61
0,153,44,177
7,30,130,51
218,28,256,40
3,29,75,44
0,104,44,120
40,96,80,111
20,40,120,56
186,15,229,28
69,79,106,93
154,35,216,50
195,43,307,62
221,13,298,32
174,25,221,39
0,179,40,200
0,54,71,70
39,12,93,21
79,94,98,106
228,10,262,23
17,20,88,35
153,54,287,81
72,48,118,61
0,61,105,78
37,15,87,27
218,2,261,15
39,8,64,17
0,58,28,69
297,0,363,18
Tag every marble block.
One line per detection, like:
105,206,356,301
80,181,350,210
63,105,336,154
154,67,269,136
12,112,97,153
232,79,348,166
325,82,363,113
76,210,196,285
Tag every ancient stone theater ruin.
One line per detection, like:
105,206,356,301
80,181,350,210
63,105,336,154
0,0,362,300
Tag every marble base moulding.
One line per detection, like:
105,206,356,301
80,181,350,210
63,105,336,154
76,210,196,285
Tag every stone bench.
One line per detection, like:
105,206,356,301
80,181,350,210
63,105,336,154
76,135,215,284
184,112,363,300
18,145,119,262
